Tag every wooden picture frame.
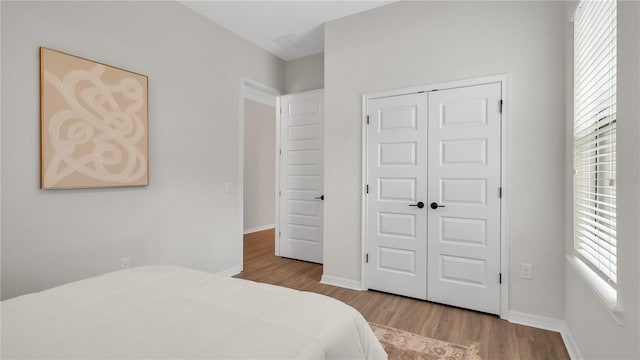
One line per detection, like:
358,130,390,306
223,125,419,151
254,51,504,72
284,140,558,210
40,47,149,189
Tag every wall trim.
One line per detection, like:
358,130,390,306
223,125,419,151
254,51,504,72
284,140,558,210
320,274,363,291
508,311,564,332
508,311,582,360
243,224,275,235
274,96,281,256
244,86,276,108
216,265,242,277
238,78,282,273
560,322,583,360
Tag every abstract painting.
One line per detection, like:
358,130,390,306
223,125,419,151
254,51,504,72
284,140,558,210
40,47,148,189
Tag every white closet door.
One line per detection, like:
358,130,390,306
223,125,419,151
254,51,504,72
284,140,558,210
278,90,324,263
426,83,502,314
365,93,428,300
365,82,502,314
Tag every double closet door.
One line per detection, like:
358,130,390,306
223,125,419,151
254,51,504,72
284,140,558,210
365,83,502,315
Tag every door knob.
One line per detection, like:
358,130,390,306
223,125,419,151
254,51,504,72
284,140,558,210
430,202,445,209
314,195,324,200
409,201,425,209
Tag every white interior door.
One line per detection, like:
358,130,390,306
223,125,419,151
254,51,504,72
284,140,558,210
365,93,428,299
427,83,502,314
365,82,502,314
278,90,324,264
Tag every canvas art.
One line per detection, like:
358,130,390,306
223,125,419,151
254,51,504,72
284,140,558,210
40,47,148,189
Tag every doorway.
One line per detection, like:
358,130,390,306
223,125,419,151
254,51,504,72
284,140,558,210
239,82,325,270
243,92,277,234
363,76,508,316
238,79,281,272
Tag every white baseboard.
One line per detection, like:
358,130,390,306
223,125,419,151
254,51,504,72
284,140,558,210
320,274,363,291
508,311,564,332
243,224,275,235
216,265,242,277
508,311,582,360
559,322,583,360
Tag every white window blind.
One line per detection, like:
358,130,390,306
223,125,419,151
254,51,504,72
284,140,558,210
573,0,617,286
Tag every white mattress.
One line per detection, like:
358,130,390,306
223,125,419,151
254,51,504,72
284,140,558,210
1,266,386,359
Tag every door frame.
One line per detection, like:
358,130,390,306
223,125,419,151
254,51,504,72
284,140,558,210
237,78,281,272
275,88,324,257
361,74,510,318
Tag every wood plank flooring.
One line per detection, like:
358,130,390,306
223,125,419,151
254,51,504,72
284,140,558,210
236,229,570,360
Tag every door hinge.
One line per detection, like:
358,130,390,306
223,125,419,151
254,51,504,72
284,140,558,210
279,148,282,155
279,190,282,197
365,254,369,263
499,99,503,114
279,231,281,238
366,115,370,125
499,273,502,284
417,90,425,94
280,107,282,114
499,187,502,198
366,184,369,194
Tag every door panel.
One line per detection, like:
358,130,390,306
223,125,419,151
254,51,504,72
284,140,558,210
378,178,416,202
440,179,487,204
279,91,324,263
441,139,488,164
439,255,487,285
427,83,501,314
378,247,416,274
440,217,487,245
366,93,428,300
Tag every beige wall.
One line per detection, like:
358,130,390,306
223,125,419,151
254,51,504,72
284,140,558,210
243,99,276,232
564,1,640,358
324,1,567,319
285,53,324,93
1,1,284,299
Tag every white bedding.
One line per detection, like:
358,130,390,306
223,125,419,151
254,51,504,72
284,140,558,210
1,266,386,359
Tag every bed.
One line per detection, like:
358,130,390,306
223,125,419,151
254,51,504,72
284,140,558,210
1,265,387,359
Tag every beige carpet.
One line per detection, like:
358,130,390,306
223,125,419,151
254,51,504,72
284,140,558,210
370,323,481,360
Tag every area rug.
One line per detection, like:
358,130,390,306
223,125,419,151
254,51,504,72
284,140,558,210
369,323,481,360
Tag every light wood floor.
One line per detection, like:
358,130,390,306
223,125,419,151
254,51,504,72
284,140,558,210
236,229,570,360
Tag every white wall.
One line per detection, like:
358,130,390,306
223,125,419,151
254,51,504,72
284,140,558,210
284,53,324,93
243,99,276,232
324,1,566,319
564,1,640,359
1,1,284,300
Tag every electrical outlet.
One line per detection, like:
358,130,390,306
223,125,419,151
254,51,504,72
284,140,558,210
521,263,533,279
120,258,131,270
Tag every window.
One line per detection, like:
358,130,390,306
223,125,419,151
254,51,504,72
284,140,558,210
573,0,617,288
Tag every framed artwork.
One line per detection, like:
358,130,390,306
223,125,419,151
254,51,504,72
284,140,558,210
40,47,148,189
